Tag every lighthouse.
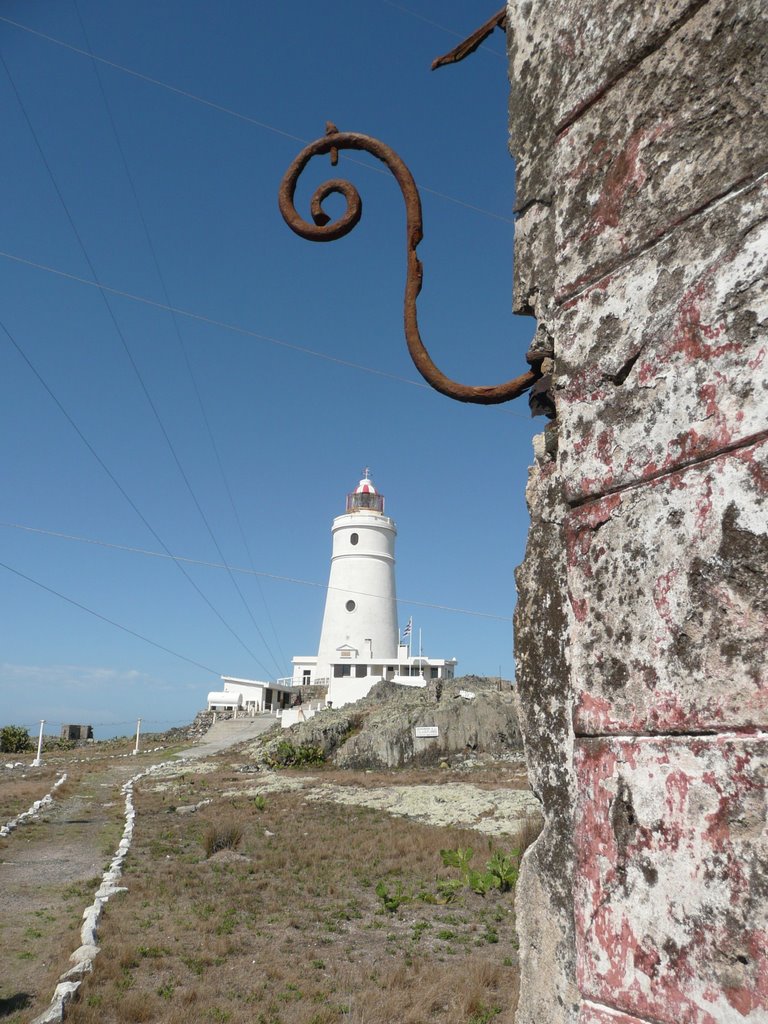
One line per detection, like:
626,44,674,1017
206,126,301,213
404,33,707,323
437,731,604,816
316,469,399,672
287,470,457,710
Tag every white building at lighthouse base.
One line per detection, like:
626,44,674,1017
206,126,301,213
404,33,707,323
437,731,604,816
290,645,457,710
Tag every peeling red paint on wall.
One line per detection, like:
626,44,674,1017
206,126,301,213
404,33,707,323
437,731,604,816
670,275,735,364
573,737,768,1023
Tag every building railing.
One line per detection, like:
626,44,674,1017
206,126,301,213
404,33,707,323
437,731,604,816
276,676,330,688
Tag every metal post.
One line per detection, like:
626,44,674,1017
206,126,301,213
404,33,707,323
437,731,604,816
133,717,142,755
31,719,45,767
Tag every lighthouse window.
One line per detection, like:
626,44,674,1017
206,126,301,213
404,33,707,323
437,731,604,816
350,533,359,545
345,599,356,612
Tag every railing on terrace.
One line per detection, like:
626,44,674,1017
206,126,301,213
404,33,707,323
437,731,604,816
276,677,330,688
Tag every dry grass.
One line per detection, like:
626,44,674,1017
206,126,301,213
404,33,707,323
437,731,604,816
68,763,526,1024
203,821,244,858
0,767,77,824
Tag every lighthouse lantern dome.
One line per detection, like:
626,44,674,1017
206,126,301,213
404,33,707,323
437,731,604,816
346,468,384,514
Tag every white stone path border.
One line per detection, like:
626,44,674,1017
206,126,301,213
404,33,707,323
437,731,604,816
29,759,175,1024
0,774,67,838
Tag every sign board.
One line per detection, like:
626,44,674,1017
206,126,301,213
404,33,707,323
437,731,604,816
414,725,439,738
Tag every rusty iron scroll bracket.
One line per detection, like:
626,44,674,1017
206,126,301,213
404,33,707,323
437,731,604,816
431,8,507,71
278,123,538,406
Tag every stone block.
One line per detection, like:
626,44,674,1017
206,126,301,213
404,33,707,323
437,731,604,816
508,0,709,208
69,943,100,964
508,0,704,133
557,175,768,501
554,0,767,298
512,200,555,316
565,439,768,735
573,736,768,1023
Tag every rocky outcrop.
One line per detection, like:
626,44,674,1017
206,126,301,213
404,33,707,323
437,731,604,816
335,688,521,769
261,678,523,770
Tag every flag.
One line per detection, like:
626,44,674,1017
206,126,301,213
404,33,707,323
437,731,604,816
402,618,412,640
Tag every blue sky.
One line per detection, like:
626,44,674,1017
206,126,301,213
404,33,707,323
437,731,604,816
0,1,540,738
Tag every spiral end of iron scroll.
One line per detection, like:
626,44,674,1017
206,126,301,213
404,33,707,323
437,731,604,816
278,126,540,406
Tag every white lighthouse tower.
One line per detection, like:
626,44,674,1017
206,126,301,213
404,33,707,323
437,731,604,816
287,470,457,710
316,469,399,676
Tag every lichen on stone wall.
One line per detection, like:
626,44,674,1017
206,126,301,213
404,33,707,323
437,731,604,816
507,0,768,1021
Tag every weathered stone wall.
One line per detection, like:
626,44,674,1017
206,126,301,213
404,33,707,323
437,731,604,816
507,1,767,1021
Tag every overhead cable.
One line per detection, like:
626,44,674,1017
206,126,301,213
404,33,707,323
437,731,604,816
0,52,277,680
74,0,286,676
0,520,514,623
0,316,275,678
0,14,514,225
0,250,533,421
0,559,221,675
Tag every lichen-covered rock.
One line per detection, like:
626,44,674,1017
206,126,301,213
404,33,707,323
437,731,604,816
333,688,522,769
255,679,521,770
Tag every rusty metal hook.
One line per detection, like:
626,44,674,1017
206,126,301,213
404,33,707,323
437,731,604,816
278,123,538,405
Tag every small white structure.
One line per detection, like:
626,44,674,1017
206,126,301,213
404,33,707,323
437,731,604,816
207,676,295,715
290,471,457,709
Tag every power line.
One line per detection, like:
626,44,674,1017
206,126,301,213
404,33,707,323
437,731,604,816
0,520,514,623
73,0,286,677
0,560,221,676
0,249,535,421
0,316,276,677
0,50,278,680
0,14,514,225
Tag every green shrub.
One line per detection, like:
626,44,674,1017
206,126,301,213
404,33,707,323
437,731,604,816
266,740,325,768
439,845,520,896
485,850,519,892
375,880,410,912
0,725,31,753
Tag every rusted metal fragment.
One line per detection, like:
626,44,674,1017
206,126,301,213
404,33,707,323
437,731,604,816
506,0,704,210
566,439,768,735
557,175,768,501
278,126,537,405
554,0,767,299
574,736,768,1023
431,7,506,70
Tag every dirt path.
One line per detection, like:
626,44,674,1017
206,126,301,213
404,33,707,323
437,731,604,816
0,723,275,1022
178,714,276,759
0,759,142,1022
